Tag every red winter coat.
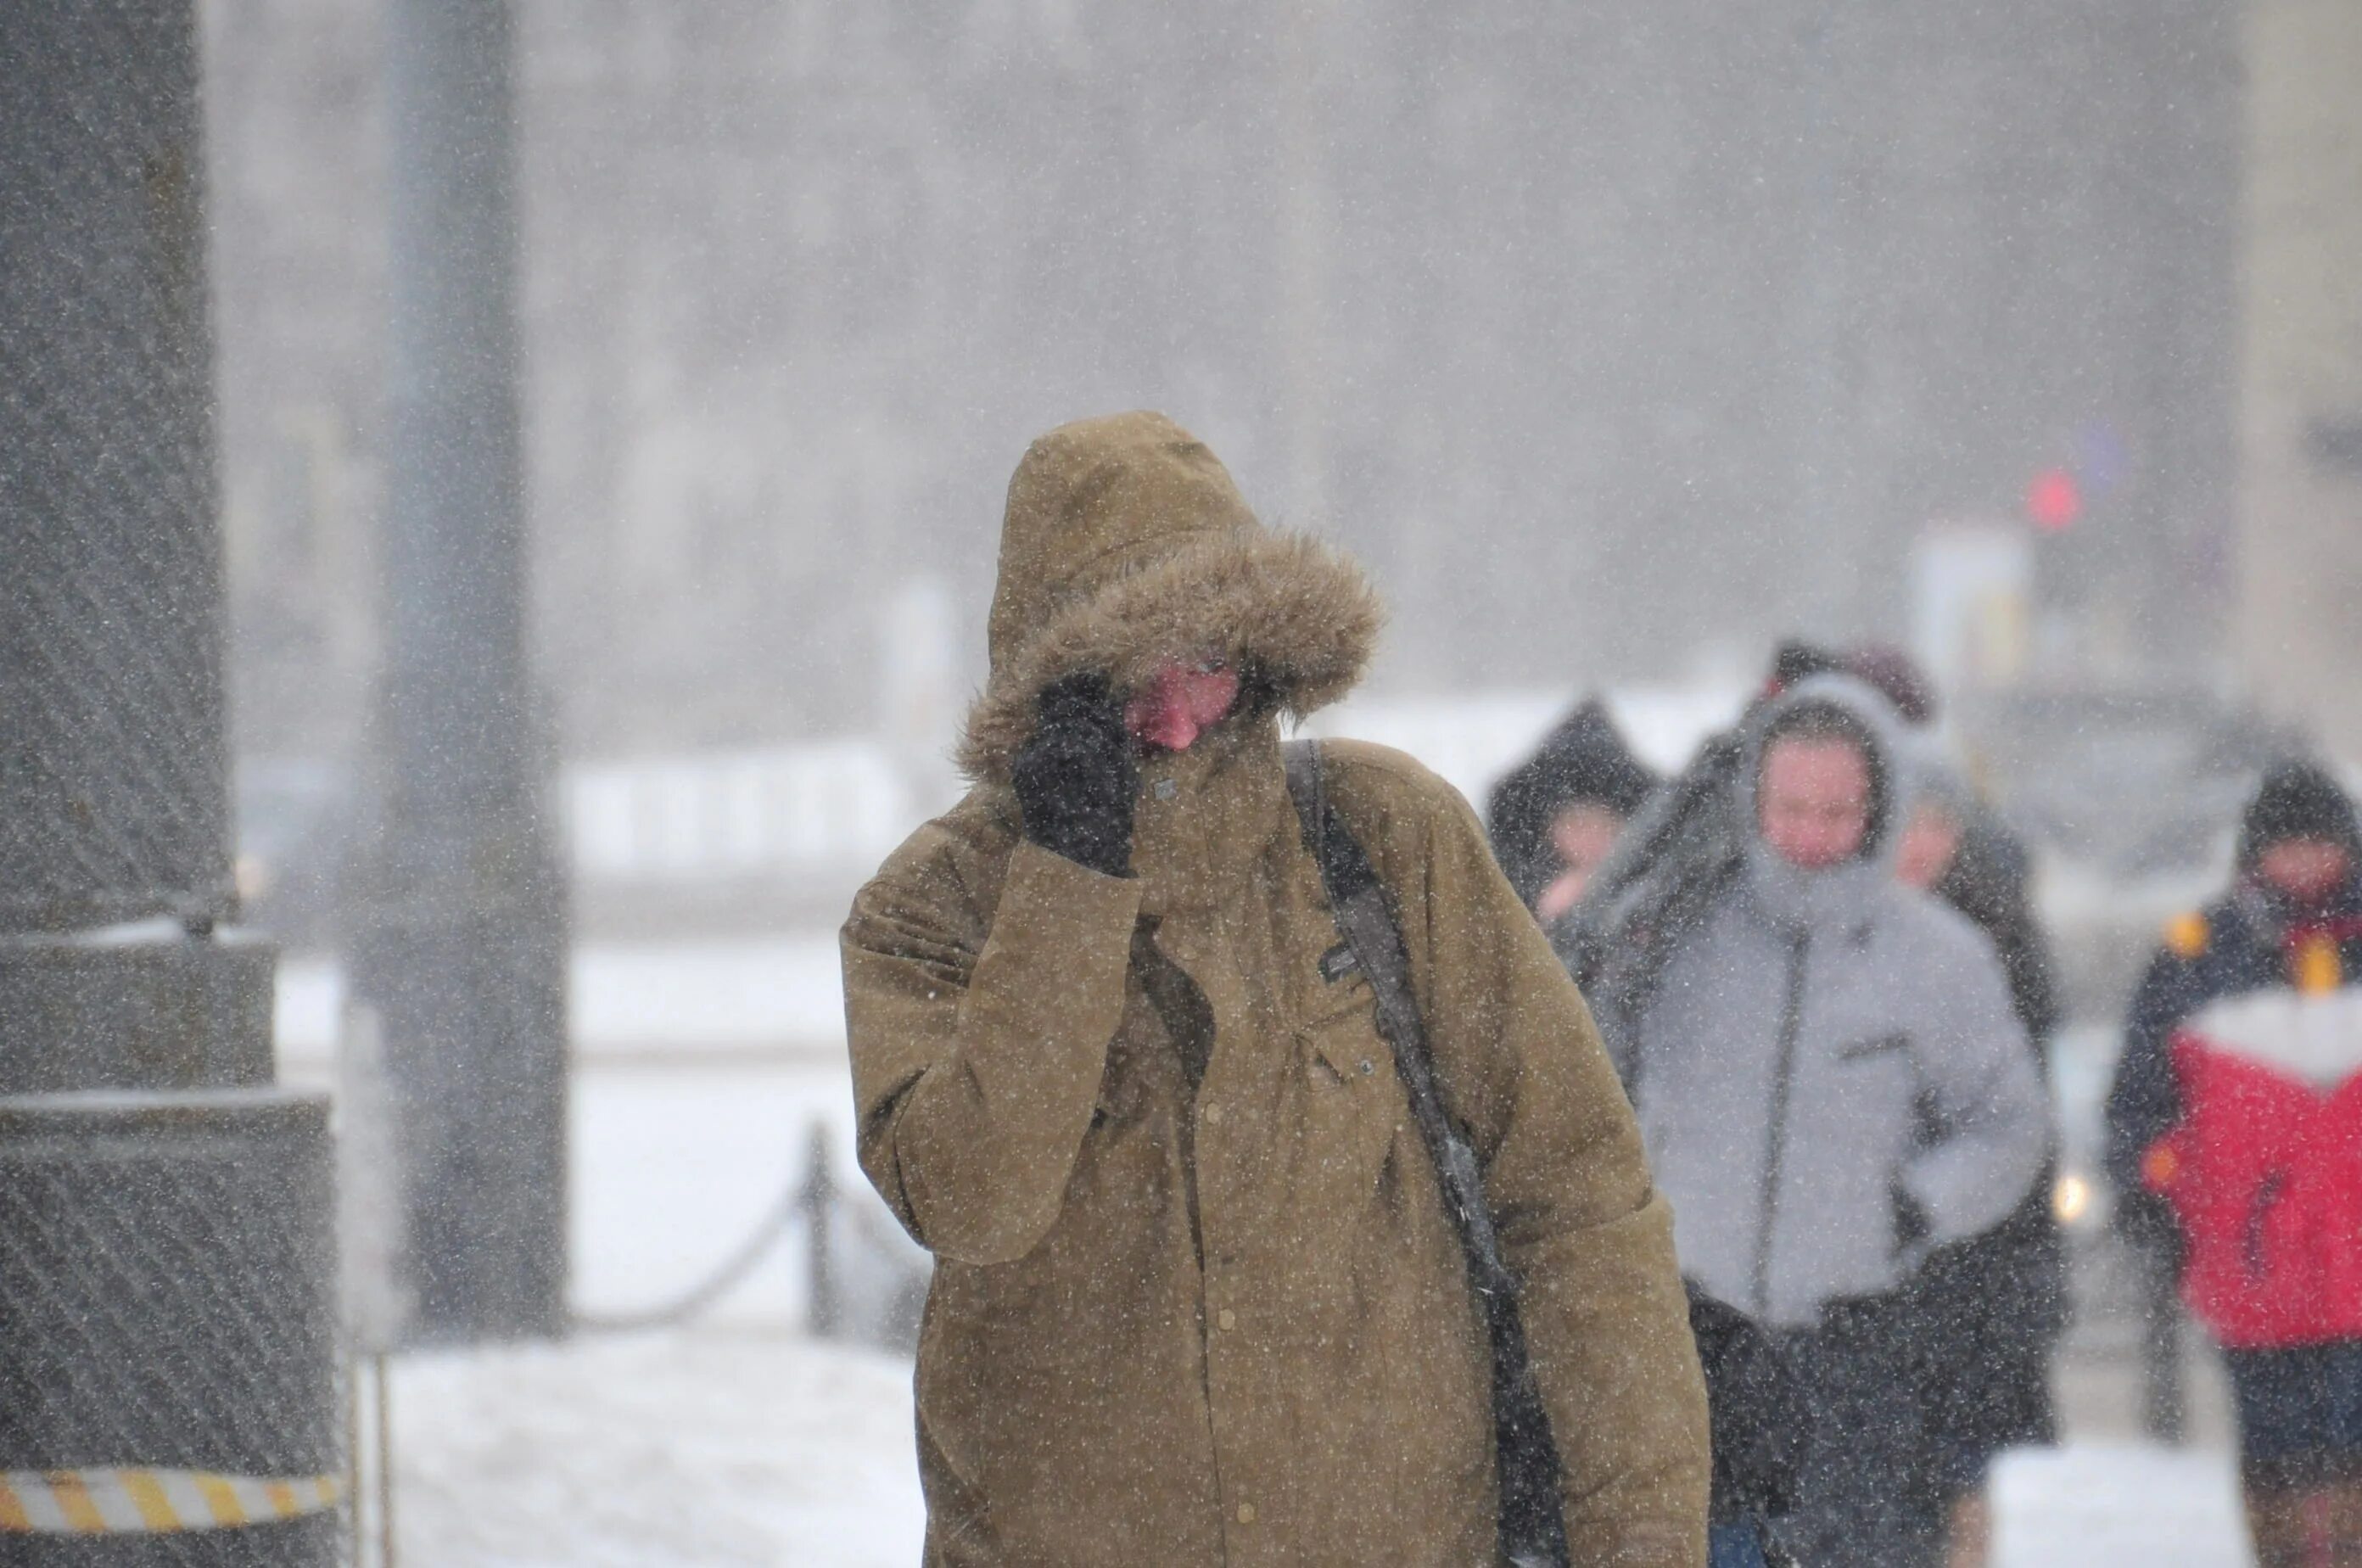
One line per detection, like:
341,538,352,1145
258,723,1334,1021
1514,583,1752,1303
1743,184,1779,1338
2147,957,2362,1348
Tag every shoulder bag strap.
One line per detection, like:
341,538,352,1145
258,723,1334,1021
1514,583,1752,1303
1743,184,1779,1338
1281,740,1518,1301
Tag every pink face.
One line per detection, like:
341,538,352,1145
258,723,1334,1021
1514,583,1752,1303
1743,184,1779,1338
1895,801,1964,891
1757,737,1873,871
1531,804,1628,921
2257,837,2353,907
1122,658,1242,752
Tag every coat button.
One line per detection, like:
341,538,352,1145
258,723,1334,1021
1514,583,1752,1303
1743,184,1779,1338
1217,1308,1237,1330
1358,1059,1374,1076
1236,1503,1257,1525
1203,1106,1223,1125
1154,777,1179,801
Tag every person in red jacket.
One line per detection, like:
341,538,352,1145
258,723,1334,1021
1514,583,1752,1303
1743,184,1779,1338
2106,759,2362,1566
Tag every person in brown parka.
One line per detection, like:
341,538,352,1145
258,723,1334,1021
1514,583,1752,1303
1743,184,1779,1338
841,412,1709,1566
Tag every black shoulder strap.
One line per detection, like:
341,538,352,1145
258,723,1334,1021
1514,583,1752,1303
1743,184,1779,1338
1284,741,1572,1565
1281,740,1518,1302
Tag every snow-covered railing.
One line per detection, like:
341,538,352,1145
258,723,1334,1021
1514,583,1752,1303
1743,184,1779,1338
564,739,943,888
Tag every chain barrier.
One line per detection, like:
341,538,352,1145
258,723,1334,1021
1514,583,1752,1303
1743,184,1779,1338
574,1123,927,1347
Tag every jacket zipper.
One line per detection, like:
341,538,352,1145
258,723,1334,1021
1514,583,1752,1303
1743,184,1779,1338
2243,1170,2286,1280
1751,929,1811,1319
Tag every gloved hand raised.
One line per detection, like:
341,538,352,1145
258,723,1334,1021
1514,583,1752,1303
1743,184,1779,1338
1011,672,1138,878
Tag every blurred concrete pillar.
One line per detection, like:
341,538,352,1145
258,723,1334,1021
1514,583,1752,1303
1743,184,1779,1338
2236,0,2362,759
351,0,570,1344
0,4,233,947
0,4,339,1561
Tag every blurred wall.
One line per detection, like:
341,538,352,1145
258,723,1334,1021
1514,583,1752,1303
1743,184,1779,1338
2236,0,2362,763
202,0,2243,761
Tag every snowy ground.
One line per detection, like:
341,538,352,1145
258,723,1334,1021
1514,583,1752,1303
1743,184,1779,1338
299,988,2259,1565
382,1325,2247,1568
388,1331,923,1568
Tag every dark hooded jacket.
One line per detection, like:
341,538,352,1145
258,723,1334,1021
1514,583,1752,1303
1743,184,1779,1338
2106,759,2362,1246
841,412,1709,1565
1903,753,2068,1481
1486,700,1658,911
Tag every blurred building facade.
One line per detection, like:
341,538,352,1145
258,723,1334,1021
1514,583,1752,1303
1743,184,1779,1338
2236,0,2362,762
204,0,2246,762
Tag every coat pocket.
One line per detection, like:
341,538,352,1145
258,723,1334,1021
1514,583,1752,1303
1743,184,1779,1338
1296,995,1404,1196
1839,1030,1912,1062
1308,1028,1386,1089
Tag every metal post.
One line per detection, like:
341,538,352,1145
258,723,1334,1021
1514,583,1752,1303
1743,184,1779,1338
2138,1242,2187,1444
0,6,339,1563
347,1347,365,1567
375,1352,398,1568
352,0,570,1344
803,1126,839,1339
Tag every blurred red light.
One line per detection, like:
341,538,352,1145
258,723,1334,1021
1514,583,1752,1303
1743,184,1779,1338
2026,467,2081,533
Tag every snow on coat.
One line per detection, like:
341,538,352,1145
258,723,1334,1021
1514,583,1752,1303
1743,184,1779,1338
842,412,1709,1565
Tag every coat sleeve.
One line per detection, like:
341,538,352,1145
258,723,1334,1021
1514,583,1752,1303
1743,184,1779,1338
1896,923,2053,1248
1979,835,2063,1049
1380,771,1710,1568
2105,943,2203,1218
840,832,1144,1266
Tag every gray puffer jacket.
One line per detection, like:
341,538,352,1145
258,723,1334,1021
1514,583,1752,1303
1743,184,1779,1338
1629,676,2052,1328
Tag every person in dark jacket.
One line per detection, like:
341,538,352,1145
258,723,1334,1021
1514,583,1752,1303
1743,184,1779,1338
1847,643,2059,1039
1486,697,1658,921
1846,642,2068,1565
2105,759,2362,1567
1894,744,2068,1566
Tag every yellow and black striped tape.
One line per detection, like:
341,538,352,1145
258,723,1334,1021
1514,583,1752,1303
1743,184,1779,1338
0,1469,342,1534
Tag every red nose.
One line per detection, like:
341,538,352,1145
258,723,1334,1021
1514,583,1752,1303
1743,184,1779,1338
1124,664,1242,752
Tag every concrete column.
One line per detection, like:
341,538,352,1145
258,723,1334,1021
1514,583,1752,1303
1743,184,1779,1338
2236,0,2362,759
0,7,339,1562
351,0,570,1344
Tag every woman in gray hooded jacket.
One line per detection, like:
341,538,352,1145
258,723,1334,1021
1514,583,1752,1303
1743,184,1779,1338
1620,675,2053,1568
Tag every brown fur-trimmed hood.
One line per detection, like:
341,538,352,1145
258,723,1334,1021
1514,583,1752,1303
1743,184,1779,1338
957,412,1384,781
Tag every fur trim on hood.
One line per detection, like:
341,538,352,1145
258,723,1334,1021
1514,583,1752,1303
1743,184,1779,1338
957,412,1384,781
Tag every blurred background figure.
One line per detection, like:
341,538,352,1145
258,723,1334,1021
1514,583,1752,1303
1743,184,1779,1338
1592,672,2051,1568
1486,697,1659,923
1855,644,2069,1568
2106,760,2362,1567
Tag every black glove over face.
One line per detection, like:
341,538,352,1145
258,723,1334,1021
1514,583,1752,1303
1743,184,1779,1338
1010,672,1138,878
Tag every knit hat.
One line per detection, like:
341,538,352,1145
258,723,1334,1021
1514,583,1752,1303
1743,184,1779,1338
2240,759,2361,865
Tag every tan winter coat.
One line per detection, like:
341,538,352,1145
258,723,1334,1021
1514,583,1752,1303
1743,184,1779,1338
842,412,1708,1565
